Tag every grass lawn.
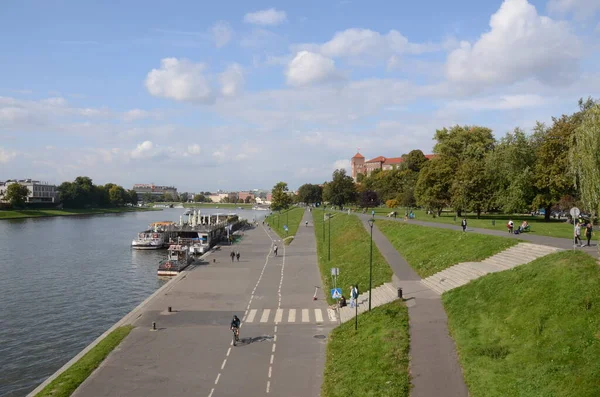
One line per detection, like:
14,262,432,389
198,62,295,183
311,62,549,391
443,251,600,397
376,220,518,278
312,211,392,304
355,207,574,239
265,207,305,244
322,301,410,397
36,325,133,397
0,207,159,220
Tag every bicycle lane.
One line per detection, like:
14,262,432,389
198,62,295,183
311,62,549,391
212,225,283,396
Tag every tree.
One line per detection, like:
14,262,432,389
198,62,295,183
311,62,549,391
271,182,293,211
404,149,428,172
142,192,154,203
194,194,206,202
386,199,399,208
4,183,29,208
127,189,139,205
327,169,356,209
108,185,126,206
180,192,189,203
297,183,323,205
415,157,453,216
244,195,253,204
359,190,379,209
163,193,174,202
570,102,600,218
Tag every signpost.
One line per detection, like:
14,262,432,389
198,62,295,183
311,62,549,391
331,288,342,299
570,207,580,249
284,224,288,236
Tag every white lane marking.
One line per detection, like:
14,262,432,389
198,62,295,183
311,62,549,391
288,308,296,323
274,334,277,342
314,309,323,323
226,347,231,357
266,381,270,393
208,388,214,397
274,325,278,333
272,343,276,353
270,354,274,364
260,309,271,323
246,309,257,323
302,309,309,322
215,373,221,385
327,308,337,322
274,308,283,323
268,366,272,378
221,359,227,370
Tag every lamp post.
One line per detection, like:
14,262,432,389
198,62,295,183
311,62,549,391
328,213,331,261
322,206,325,241
368,218,374,311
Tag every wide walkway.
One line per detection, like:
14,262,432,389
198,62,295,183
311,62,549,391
358,216,469,397
70,211,333,397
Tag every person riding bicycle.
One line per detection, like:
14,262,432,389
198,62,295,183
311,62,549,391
231,315,240,335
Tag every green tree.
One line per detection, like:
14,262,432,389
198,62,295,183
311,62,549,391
127,189,139,205
297,183,323,205
403,149,428,172
163,193,174,202
245,195,253,204
4,183,29,208
415,157,453,216
271,182,293,211
108,185,126,206
570,102,600,218
359,190,379,209
180,192,189,202
193,194,205,202
327,169,356,209
142,192,154,203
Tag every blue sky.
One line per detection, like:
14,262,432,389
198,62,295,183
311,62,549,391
1,0,599,192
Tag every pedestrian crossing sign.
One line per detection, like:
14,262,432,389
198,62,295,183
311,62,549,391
331,288,342,299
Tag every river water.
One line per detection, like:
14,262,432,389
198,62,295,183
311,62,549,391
0,207,268,397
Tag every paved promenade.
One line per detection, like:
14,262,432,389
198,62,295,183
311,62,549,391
71,210,333,397
357,215,469,397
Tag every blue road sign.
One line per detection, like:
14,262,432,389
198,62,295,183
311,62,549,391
284,225,289,231
331,288,342,299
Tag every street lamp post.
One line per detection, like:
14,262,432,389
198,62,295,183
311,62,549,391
328,213,331,261
368,218,374,311
322,206,325,241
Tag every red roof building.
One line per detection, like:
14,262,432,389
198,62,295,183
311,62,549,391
351,152,435,181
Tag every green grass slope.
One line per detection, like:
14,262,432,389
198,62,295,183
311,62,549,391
312,211,392,304
322,302,410,397
265,207,305,244
444,251,600,397
376,221,519,278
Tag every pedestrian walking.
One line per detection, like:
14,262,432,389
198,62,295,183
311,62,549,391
349,285,356,308
585,223,593,246
575,223,582,246
230,251,235,262
305,221,308,227
507,219,514,234
274,244,278,256
461,218,467,232
236,251,240,261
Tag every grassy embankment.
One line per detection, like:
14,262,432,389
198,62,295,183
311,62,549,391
355,207,574,239
35,325,133,397
376,220,518,278
265,207,305,244
313,212,409,397
444,251,600,397
0,207,159,220
312,212,393,304
322,301,410,397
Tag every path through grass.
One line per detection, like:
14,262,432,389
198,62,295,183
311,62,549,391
265,207,305,244
377,221,518,278
444,251,600,397
312,211,392,304
322,301,410,397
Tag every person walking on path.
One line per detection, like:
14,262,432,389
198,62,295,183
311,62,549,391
349,285,356,308
585,223,593,246
507,219,514,234
274,244,278,256
230,251,235,262
461,218,467,232
575,223,582,246
236,251,240,261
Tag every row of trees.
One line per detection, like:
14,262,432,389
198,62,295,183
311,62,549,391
58,177,138,208
314,98,600,220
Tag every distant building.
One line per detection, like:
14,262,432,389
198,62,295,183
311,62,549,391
0,179,59,203
133,184,178,199
238,191,254,202
351,152,435,181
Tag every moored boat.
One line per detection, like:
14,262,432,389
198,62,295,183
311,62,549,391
157,245,194,276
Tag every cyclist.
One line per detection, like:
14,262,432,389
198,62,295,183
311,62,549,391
231,315,241,342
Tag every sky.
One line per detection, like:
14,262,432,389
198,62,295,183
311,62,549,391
0,0,599,192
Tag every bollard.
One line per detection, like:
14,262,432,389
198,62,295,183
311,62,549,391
168,306,172,313
454,216,456,222
492,220,496,226
152,322,156,330
397,288,403,299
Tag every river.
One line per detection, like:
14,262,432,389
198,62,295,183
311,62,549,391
0,207,268,397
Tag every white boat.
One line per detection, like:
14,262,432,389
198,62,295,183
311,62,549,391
131,231,165,250
157,245,193,276
183,209,193,216
189,232,213,255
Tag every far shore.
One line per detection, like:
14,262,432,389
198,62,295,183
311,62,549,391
0,207,161,220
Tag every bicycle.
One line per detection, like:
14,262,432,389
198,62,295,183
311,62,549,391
232,327,240,346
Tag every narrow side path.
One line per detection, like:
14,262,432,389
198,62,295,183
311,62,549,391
358,216,469,397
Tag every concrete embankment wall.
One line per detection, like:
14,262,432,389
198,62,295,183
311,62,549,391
26,250,214,397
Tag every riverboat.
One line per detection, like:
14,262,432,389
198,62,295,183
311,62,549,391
131,221,175,250
157,245,193,276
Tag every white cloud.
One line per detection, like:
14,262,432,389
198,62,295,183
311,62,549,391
446,94,550,110
219,64,245,97
0,147,17,164
285,51,340,86
333,159,351,171
122,109,150,122
446,0,582,89
548,0,600,19
212,21,233,48
131,141,158,159
244,8,287,26
187,144,201,155
145,58,214,103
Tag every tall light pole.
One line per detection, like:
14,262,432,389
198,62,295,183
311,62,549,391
322,206,325,242
328,213,331,261
368,218,374,311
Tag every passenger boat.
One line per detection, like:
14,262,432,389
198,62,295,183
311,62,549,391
189,232,214,255
157,245,194,276
131,221,175,250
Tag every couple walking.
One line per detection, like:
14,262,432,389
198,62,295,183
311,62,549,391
574,223,594,247
230,251,240,262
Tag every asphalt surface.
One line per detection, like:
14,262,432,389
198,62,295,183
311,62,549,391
72,210,333,397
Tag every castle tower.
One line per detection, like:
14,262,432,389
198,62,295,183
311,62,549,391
351,152,365,181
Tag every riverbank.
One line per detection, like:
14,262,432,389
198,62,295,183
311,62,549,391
0,207,160,220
